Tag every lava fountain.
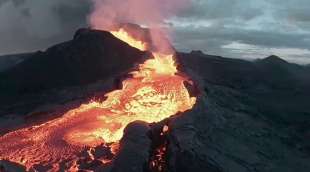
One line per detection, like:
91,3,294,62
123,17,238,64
0,26,196,171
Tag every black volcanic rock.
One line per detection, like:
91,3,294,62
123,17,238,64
166,89,310,172
0,53,33,72
177,51,310,171
111,121,151,172
0,160,26,172
0,28,146,100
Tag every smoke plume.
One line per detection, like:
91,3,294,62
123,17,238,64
89,0,191,54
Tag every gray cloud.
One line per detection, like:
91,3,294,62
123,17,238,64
179,0,263,21
170,0,310,64
173,24,310,50
0,0,90,54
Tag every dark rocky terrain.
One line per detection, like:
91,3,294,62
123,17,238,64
0,53,33,72
176,52,310,172
0,29,309,172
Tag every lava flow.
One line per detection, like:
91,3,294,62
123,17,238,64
0,27,196,171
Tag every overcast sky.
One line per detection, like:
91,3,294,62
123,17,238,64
0,0,309,64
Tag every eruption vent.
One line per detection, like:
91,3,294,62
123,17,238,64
90,0,190,55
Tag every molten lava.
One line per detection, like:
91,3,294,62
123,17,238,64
0,27,196,171
111,28,148,51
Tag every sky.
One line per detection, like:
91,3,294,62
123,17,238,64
0,0,309,64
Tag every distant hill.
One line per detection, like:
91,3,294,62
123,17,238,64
258,55,289,64
179,51,310,126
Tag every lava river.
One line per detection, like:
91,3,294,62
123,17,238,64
0,28,196,170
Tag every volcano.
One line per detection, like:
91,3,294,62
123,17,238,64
1,25,310,172
0,24,197,171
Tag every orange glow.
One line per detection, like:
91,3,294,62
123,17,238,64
110,142,120,155
0,27,196,171
111,28,147,51
132,53,178,80
151,145,166,171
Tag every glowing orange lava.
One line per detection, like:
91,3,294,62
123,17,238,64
111,28,148,51
0,28,196,171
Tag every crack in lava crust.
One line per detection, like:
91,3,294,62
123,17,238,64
0,29,196,170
